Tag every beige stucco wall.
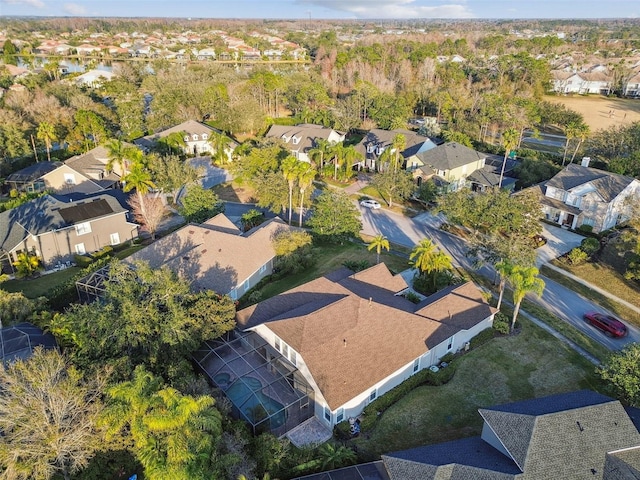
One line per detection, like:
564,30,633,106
42,164,104,194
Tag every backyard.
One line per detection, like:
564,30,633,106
351,316,603,459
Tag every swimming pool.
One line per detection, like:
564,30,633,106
213,372,231,387
225,376,286,428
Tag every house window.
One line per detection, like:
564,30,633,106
366,145,375,154
259,264,267,274
202,133,208,140
183,135,190,142
369,389,377,402
192,134,199,141
75,222,91,235
64,173,76,185
243,281,249,292
282,343,289,359
413,358,420,373
336,408,344,423
292,136,300,145
110,233,120,245
274,337,281,352
324,406,331,423
447,336,454,351
75,243,86,255
230,290,238,300
290,350,297,366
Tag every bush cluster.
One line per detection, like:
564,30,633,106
492,312,511,335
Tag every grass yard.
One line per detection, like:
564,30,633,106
242,243,410,307
2,267,81,298
352,317,603,459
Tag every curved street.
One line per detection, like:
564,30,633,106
358,203,640,352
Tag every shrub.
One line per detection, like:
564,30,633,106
333,420,352,441
342,260,370,272
404,291,421,304
567,247,589,265
577,224,593,234
580,237,600,257
48,257,111,311
470,328,495,348
74,255,93,268
492,312,511,335
92,245,114,260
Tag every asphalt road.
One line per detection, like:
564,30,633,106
358,203,640,351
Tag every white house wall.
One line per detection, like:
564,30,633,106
255,314,494,428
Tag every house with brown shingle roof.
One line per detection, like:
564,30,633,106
125,213,297,299
535,160,640,232
265,124,345,163
236,263,496,428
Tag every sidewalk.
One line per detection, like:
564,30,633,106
543,262,640,315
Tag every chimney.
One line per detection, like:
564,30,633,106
343,338,347,347
581,157,591,168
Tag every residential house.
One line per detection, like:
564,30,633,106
413,142,488,191
41,145,125,194
624,69,640,97
71,69,116,88
381,390,640,480
123,214,296,300
536,159,640,232
467,154,518,192
133,120,236,158
0,323,58,365
0,190,138,272
233,264,496,430
355,128,439,172
551,70,612,94
5,161,61,193
264,124,345,163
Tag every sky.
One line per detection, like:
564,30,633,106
0,0,638,20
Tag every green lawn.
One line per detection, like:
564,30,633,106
2,267,81,298
352,317,603,459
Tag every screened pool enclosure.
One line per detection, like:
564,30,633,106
193,330,314,436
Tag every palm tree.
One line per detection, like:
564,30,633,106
37,121,57,162
410,239,453,289
367,234,390,264
281,156,301,226
507,265,545,331
122,159,156,216
494,259,514,310
318,443,357,470
498,128,519,189
390,133,406,173
308,138,332,170
105,138,138,174
569,122,590,164
331,142,346,180
208,130,232,165
297,162,316,227
341,145,364,180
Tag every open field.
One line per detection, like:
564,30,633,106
544,95,640,132
351,317,602,459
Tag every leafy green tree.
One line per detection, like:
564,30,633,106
371,170,415,207
157,131,187,156
254,172,289,215
494,259,514,310
2,39,18,66
105,138,141,174
148,153,201,200
72,110,108,152
0,348,107,480
272,230,313,258
103,366,222,480
49,260,236,381
37,121,57,162
410,239,453,290
307,190,362,243
281,156,302,225
318,443,357,470
597,343,640,407
367,234,390,264
179,184,224,224
241,209,264,231
506,265,545,331
0,291,45,328
308,138,333,170
442,129,473,147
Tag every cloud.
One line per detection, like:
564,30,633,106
63,2,86,14
3,0,45,8
298,0,474,19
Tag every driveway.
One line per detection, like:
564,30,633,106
187,156,233,189
537,223,584,266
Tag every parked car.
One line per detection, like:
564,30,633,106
360,199,381,209
583,311,627,337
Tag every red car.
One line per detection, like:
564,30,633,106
583,312,628,338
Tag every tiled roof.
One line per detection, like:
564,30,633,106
415,142,486,171
126,214,296,294
237,264,495,410
546,164,635,203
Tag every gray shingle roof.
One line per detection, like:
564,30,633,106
0,192,127,253
546,163,635,203
356,128,437,159
265,124,344,155
6,161,61,184
415,142,486,171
